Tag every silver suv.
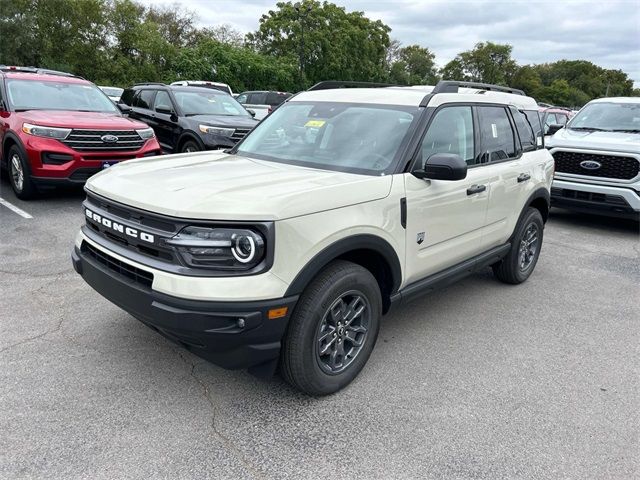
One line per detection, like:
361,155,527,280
547,97,640,220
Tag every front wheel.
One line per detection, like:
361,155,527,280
492,207,544,284
8,146,38,200
180,140,201,153
281,260,382,396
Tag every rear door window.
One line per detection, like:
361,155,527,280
134,89,155,109
121,89,135,106
477,106,516,163
266,92,289,107
511,107,537,152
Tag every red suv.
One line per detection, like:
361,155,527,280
0,67,162,199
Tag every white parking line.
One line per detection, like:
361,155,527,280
0,197,33,219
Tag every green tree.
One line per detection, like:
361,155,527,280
441,41,517,85
247,0,390,88
388,44,439,85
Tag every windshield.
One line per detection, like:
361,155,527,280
237,102,419,175
569,102,640,132
101,87,123,97
173,90,248,116
6,79,119,112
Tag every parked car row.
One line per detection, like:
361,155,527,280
0,66,293,199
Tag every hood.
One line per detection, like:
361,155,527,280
184,114,258,129
18,110,148,130
547,128,640,154
85,152,393,221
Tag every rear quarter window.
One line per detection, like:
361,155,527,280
121,89,135,106
511,107,537,152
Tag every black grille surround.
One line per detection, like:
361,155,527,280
63,129,145,152
83,192,275,277
82,241,153,288
552,150,639,180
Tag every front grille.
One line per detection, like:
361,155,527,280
82,241,153,288
63,129,145,152
230,127,252,143
551,187,630,206
552,151,639,180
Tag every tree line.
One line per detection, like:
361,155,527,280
1,0,637,107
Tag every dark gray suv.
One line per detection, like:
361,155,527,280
120,84,258,153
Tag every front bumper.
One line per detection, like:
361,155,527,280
71,244,298,373
22,135,162,185
551,179,640,219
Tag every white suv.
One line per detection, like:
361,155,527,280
72,81,554,395
546,97,640,220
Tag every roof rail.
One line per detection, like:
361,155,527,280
432,80,525,96
0,65,82,79
133,82,166,86
307,80,397,91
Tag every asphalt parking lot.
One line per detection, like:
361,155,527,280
1,178,638,480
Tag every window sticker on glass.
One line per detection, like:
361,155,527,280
491,123,498,138
305,120,325,128
536,136,543,146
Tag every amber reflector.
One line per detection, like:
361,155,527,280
268,307,288,319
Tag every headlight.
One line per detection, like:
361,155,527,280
166,226,265,271
22,123,71,140
136,128,155,140
199,125,235,137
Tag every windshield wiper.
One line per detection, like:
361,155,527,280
569,127,612,132
610,129,640,133
14,108,41,112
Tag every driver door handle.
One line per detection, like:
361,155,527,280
466,184,486,195
517,173,531,183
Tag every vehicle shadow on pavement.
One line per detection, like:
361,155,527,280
549,207,639,235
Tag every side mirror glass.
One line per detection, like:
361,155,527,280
546,124,563,136
413,153,467,181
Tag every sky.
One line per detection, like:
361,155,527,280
141,0,640,86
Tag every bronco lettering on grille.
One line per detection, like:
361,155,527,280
85,208,155,243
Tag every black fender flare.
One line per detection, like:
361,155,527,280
284,234,402,297
509,187,550,241
2,131,28,166
177,131,205,152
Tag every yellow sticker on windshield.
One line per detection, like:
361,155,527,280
305,120,325,128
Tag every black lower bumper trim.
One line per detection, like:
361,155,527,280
551,192,639,220
72,246,298,371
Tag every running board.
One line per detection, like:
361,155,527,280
390,242,511,307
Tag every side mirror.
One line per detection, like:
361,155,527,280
546,124,563,136
118,104,132,114
246,108,256,118
155,105,173,115
413,153,467,181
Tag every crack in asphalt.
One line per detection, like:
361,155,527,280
0,312,65,356
174,349,266,480
0,273,81,355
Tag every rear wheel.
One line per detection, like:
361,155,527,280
8,146,38,200
180,140,201,153
281,260,382,396
492,207,544,284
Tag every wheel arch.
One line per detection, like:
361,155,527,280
1,131,27,167
525,187,550,223
177,131,205,152
284,234,402,314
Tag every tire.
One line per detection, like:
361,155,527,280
180,139,201,153
7,146,38,200
492,207,544,284
281,260,382,396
